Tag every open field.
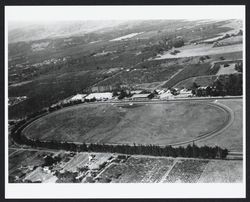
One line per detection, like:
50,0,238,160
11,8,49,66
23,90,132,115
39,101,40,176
155,43,242,59
216,63,238,75
22,101,229,146
196,99,243,152
198,160,243,182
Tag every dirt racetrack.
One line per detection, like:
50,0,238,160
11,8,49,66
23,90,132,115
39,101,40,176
22,101,232,146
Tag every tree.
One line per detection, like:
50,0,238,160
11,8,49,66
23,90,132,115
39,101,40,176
118,89,128,100
199,56,206,63
172,37,184,48
191,82,199,95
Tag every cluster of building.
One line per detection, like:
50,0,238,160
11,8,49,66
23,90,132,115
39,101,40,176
52,87,194,108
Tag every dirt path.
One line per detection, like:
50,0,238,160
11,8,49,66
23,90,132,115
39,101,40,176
154,68,184,89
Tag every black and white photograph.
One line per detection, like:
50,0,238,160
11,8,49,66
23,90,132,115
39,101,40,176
5,5,246,198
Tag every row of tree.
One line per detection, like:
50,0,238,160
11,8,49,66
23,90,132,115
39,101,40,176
11,120,228,159
192,74,242,97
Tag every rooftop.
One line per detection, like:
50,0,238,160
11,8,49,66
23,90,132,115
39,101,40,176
131,93,151,98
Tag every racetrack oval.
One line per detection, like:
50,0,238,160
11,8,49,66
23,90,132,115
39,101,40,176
22,101,232,146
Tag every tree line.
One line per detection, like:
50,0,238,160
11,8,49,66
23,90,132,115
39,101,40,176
11,120,228,159
192,74,242,97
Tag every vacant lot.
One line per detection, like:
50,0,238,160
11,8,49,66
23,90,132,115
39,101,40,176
23,102,229,146
196,99,243,152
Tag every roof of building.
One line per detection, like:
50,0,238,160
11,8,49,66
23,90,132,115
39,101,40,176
131,90,143,94
85,92,113,100
159,92,173,98
131,93,151,98
70,94,87,101
179,89,192,94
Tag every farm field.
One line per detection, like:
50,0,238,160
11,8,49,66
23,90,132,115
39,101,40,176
162,52,242,88
8,150,243,183
198,160,243,183
196,99,243,152
22,101,229,146
96,63,184,86
174,75,218,89
155,43,242,59
96,156,242,183
98,156,174,183
163,159,209,183
162,62,217,88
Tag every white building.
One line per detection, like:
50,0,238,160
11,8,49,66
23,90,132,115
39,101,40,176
159,91,174,100
85,92,113,101
70,94,87,102
176,89,193,98
131,90,143,95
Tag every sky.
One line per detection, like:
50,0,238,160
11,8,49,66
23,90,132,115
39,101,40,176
5,6,245,22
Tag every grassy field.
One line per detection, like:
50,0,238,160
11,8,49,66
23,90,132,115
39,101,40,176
196,99,243,152
22,101,228,146
216,63,238,75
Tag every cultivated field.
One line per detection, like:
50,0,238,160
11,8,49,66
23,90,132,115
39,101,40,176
9,150,242,183
174,75,218,89
96,156,242,183
162,52,242,88
98,156,174,183
163,159,209,183
22,101,229,146
198,160,243,183
155,43,242,59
